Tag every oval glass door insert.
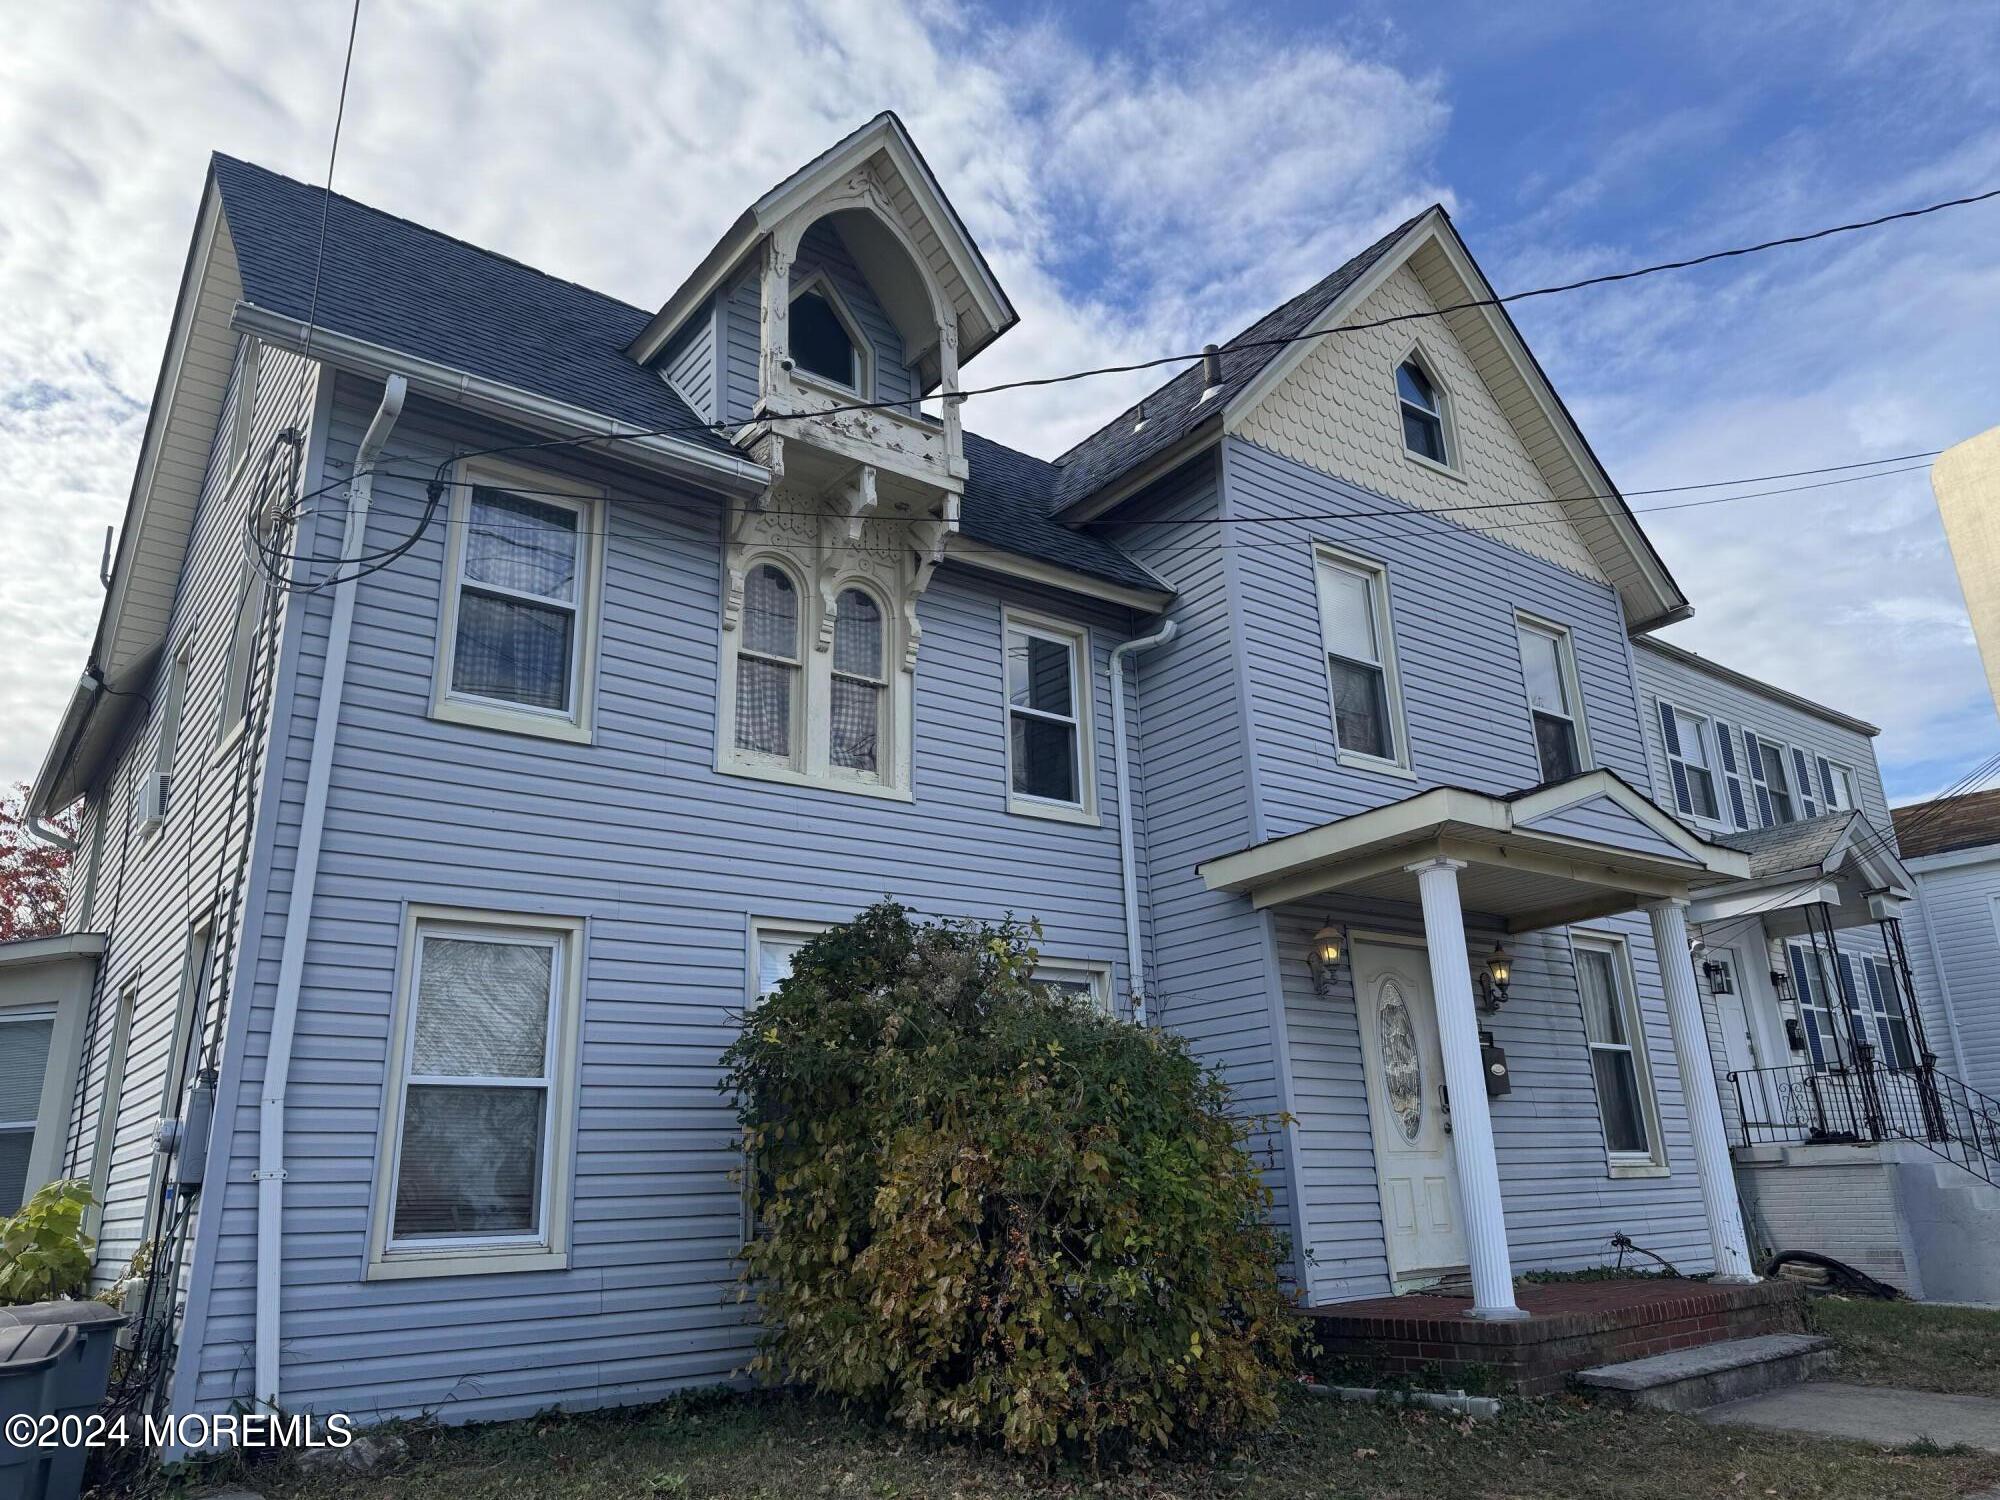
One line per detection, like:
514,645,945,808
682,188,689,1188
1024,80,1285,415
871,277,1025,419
1377,977,1423,1143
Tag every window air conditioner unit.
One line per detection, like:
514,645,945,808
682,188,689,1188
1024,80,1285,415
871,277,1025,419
135,768,172,833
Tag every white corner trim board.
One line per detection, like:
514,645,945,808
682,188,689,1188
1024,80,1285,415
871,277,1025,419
1109,618,1176,1023
255,372,407,1413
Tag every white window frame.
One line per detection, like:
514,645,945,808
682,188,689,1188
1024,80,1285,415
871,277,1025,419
787,270,873,401
828,582,890,786
1825,760,1859,812
717,561,914,801
367,905,586,1280
431,458,606,746
1755,734,1798,825
0,1006,57,1216
1515,612,1592,783
1392,343,1460,479
1002,607,1098,825
1571,931,1667,1176
215,556,268,755
748,916,833,1001
1313,544,1412,777
1662,701,1726,829
1033,958,1114,1015
223,336,263,480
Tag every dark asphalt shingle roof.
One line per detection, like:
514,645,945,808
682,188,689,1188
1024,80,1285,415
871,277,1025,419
1892,788,2000,860
1714,811,1860,879
210,155,1160,594
1045,210,1428,510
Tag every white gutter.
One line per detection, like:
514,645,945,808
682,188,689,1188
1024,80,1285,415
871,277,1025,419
23,673,102,851
255,372,406,1412
1109,619,1176,1023
230,302,768,497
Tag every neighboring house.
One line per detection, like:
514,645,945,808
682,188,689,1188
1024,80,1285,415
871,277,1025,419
1895,788,2000,1100
1631,639,2000,1299
22,110,1902,1434
1930,427,2000,719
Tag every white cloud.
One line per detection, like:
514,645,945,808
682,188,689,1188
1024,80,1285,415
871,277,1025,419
0,0,1992,809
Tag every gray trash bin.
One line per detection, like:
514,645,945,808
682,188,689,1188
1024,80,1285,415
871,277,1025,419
1,1301,125,1500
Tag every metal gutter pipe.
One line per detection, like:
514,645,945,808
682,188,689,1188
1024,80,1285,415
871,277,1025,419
1108,619,1176,1023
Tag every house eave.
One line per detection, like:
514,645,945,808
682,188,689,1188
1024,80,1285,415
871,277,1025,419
943,536,1174,613
1635,637,1881,736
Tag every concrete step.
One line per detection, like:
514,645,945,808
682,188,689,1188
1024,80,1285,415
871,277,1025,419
1573,1334,1835,1413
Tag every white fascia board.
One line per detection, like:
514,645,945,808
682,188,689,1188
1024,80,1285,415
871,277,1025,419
1904,844,2000,875
1510,771,1749,877
233,303,768,496
1689,876,1844,926
1199,787,1498,892
943,536,1173,613
0,932,108,970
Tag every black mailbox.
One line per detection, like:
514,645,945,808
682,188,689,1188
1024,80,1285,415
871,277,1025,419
1479,1028,1511,1098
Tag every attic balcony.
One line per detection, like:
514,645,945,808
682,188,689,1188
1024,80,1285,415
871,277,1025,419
741,368,964,524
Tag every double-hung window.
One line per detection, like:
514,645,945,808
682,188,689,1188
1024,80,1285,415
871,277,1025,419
1005,611,1093,819
735,563,805,764
1574,936,1663,1170
830,588,887,778
1862,957,1916,1070
0,1008,56,1216
435,465,604,743
372,909,583,1277
219,558,268,745
1396,355,1450,467
1661,703,1722,824
1315,548,1405,770
1517,618,1586,783
1825,761,1859,812
1758,739,1797,824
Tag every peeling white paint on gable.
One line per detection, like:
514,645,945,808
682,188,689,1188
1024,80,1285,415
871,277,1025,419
1235,262,1606,582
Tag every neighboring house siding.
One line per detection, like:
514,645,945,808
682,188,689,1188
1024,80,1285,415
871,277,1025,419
1632,642,1891,837
1224,436,1655,833
1902,853,2000,1097
61,341,317,1286
183,374,1150,1424
1235,261,1607,582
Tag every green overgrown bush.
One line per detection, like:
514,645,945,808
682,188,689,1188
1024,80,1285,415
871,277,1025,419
0,1178,95,1305
721,902,1301,1459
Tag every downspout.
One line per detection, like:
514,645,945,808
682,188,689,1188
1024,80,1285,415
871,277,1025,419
255,373,406,1413
1109,619,1176,1023
24,674,103,852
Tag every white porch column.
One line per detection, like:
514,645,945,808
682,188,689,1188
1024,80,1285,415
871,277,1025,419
1644,897,1758,1282
1408,858,1524,1319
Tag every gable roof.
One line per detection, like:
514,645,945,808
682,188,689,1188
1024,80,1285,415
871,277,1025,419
1045,207,1690,632
1893,788,2000,860
624,112,1017,389
956,434,1169,594
1710,809,1914,901
1045,211,1423,510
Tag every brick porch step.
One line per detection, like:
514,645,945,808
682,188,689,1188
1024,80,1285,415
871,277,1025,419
1574,1333,1835,1413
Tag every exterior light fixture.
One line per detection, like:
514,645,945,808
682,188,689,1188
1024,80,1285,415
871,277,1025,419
1701,959,1734,994
1308,922,1348,996
1769,969,1793,1003
1478,942,1512,1010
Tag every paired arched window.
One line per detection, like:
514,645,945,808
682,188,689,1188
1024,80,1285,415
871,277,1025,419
732,568,891,782
1396,355,1449,466
735,563,801,758
830,588,885,775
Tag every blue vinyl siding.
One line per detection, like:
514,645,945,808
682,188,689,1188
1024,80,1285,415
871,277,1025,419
180,373,1151,1424
720,273,761,426
657,300,718,425
1223,437,1659,835
1516,794,1690,862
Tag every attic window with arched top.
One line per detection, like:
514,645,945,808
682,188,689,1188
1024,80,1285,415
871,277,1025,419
790,280,862,393
1396,355,1450,467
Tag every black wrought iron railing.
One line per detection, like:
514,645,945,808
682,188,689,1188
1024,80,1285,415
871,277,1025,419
1728,1055,2000,1189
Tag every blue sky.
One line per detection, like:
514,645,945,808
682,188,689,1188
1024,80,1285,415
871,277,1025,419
1,0,1995,798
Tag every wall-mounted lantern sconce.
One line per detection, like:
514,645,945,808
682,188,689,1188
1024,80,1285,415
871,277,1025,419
1308,922,1348,997
1478,941,1512,1011
1701,960,1734,995
1770,969,1793,1004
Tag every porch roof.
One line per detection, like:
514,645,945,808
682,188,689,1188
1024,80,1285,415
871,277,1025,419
1197,770,1750,933
1688,810,1915,932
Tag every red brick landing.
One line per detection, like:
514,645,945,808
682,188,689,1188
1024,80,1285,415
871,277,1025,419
1307,1278,1809,1396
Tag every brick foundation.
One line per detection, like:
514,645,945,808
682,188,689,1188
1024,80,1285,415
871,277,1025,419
1306,1278,1809,1396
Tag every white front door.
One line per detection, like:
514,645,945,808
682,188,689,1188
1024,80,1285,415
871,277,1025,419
1712,953,1759,1076
1351,938,1468,1286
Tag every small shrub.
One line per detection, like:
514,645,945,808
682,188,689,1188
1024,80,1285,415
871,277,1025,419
721,903,1302,1459
0,1178,95,1305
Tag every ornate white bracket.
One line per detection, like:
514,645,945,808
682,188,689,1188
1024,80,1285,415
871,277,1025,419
902,518,951,674
838,464,879,543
